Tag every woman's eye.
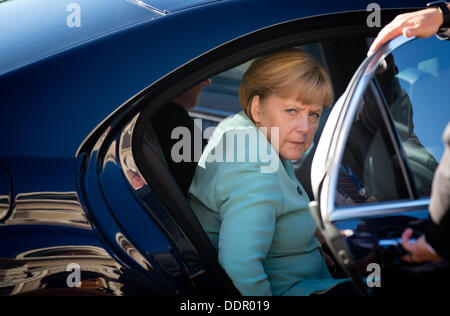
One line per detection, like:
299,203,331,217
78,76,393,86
310,112,321,118
286,109,296,114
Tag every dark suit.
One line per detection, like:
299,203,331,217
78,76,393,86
426,123,450,259
152,102,206,196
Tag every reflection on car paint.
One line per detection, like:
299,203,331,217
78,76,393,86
5,192,90,229
119,114,147,190
0,245,124,296
115,233,154,273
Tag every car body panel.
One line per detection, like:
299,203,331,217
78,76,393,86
0,0,163,76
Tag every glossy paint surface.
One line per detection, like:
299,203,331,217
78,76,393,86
139,0,223,13
0,0,162,76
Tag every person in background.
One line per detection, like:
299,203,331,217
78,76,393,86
369,2,450,262
152,79,211,195
402,124,450,263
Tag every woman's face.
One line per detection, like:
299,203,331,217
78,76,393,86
251,93,323,161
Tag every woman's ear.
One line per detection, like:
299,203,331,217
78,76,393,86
250,95,262,125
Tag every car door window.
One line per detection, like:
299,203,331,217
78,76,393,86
335,80,411,207
374,37,450,197
334,37,450,208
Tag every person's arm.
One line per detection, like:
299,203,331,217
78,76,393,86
401,124,450,262
425,123,450,259
368,3,450,56
215,162,283,296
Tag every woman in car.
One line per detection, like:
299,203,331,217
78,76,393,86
188,49,351,296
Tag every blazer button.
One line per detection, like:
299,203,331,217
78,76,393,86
297,186,303,196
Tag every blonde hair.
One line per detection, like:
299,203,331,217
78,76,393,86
239,49,334,120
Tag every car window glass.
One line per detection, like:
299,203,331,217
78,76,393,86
335,81,410,208
375,37,450,197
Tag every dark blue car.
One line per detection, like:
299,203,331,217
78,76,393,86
1,0,449,296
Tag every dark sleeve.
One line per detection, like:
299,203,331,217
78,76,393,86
152,103,203,195
425,124,450,259
426,213,450,260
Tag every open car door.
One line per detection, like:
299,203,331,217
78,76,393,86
310,35,450,295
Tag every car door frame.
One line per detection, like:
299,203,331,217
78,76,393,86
310,35,446,295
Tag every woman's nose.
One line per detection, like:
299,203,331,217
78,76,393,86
295,114,311,134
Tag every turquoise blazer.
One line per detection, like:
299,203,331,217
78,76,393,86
188,111,345,296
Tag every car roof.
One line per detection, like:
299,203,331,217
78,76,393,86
0,0,163,76
137,0,224,14
0,0,226,76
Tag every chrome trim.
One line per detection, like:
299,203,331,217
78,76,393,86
4,192,91,229
326,36,416,223
363,36,414,76
331,198,430,222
